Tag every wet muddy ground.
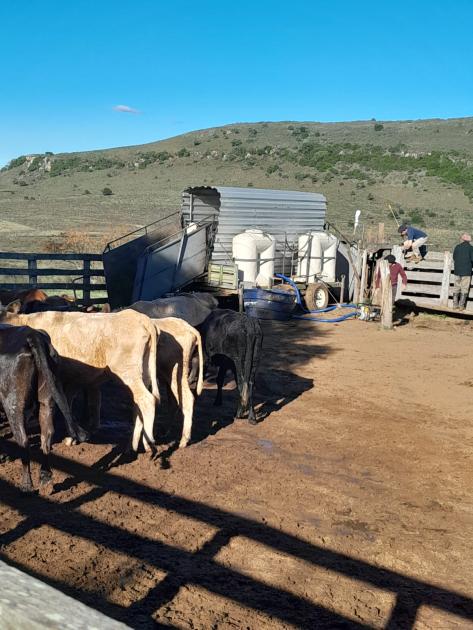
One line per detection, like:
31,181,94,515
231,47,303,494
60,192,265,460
1,315,473,628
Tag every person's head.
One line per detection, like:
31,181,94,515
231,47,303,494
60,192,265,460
460,233,472,243
385,254,396,265
398,225,408,236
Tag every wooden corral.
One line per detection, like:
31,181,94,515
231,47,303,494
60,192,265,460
392,246,473,313
0,252,107,305
357,245,473,314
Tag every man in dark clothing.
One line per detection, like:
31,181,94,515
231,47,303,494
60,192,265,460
376,254,408,303
452,233,473,311
398,225,428,262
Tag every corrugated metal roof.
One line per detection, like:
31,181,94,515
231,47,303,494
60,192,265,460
181,186,327,272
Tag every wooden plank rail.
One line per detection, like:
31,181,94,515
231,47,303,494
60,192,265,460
0,252,102,261
391,246,473,313
0,252,107,305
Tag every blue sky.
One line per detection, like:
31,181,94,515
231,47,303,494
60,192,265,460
1,0,472,166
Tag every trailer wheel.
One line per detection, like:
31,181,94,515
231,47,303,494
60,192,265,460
305,282,329,310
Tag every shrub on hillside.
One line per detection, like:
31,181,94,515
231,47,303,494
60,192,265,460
177,147,190,158
8,156,27,169
374,123,384,131
292,126,309,140
50,157,82,176
406,209,426,227
102,187,113,196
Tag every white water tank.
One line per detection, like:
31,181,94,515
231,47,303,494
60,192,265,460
297,231,338,283
232,229,276,287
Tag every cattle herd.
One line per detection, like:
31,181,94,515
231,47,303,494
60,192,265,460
0,289,263,492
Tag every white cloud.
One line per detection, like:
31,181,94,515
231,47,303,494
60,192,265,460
113,104,141,114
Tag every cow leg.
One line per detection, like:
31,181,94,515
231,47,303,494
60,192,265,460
178,380,195,449
165,381,179,421
63,383,79,446
246,379,257,425
38,397,54,487
233,358,257,424
214,365,227,406
8,413,33,493
188,354,199,388
86,386,101,434
130,417,144,452
128,382,157,453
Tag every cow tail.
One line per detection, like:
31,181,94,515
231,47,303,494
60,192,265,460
252,319,263,377
240,319,255,408
26,332,87,443
195,329,204,396
147,323,160,404
246,319,263,402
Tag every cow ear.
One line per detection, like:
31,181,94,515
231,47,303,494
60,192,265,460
102,303,111,313
6,300,22,314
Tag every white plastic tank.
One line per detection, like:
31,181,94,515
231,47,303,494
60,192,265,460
232,229,275,287
297,231,338,283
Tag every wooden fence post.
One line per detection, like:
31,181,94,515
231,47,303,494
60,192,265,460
439,251,453,307
82,259,91,304
358,249,368,303
379,259,393,330
378,222,385,243
28,258,37,286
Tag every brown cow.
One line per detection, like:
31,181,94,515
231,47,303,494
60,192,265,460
150,317,203,448
0,288,48,307
0,305,160,452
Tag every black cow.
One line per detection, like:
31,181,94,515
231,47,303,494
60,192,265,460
197,310,263,424
0,325,86,492
128,292,218,327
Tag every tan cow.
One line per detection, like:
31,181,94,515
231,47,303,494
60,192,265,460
0,305,160,452
151,317,203,448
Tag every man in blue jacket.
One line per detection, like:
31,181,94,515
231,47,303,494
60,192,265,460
452,233,473,311
398,225,428,262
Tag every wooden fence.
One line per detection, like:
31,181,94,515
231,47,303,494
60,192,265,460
0,252,107,305
392,246,472,312
357,246,473,313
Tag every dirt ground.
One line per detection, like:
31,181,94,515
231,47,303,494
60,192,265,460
1,313,473,629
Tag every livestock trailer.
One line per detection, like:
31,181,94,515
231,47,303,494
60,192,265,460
103,186,358,310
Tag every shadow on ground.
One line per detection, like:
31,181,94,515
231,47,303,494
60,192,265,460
0,443,472,629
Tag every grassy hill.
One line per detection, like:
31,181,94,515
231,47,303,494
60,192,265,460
1,117,473,252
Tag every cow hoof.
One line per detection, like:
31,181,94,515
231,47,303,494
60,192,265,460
39,477,53,496
178,439,189,449
248,418,258,426
39,470,52,486
20,481,34,494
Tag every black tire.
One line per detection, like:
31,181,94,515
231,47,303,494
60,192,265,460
305,282,329,310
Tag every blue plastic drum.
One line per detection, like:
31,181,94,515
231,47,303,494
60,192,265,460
243,287,296,320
